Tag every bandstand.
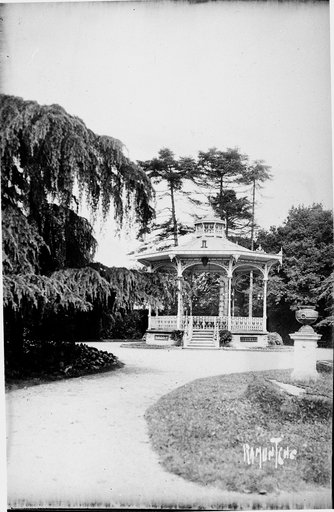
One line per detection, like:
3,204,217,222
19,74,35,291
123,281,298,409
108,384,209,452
135,216,282,348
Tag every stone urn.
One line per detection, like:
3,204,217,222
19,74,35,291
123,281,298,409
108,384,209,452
290,305,321,381
295,305,318,327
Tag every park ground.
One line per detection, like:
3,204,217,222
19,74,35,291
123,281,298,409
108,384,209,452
6,343,333,509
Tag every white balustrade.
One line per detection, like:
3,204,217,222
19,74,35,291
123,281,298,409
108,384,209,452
231,316,263,331
192,316,228,330
150,316,178,330
150,315,264,332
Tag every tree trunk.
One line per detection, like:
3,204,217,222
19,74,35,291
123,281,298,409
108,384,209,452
219,176,228,236
250,179,256,250
219,176,224,219
248,179,256,318
170,182,178,247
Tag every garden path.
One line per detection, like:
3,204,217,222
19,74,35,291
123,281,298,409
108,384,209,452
6,344,332,508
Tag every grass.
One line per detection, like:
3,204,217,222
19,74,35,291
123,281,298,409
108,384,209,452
145,369,332,497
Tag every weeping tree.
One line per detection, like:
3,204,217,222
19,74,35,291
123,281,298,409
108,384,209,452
1,94,162,357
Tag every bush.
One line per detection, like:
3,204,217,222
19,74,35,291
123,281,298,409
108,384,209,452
111,310,148,339
5,338,121,381
219,329,232,347
170,330,184,346
267,331,283,345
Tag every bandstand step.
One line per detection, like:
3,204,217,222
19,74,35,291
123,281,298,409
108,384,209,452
187,329,216,349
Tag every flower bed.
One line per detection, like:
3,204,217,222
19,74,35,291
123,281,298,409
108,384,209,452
5,339,122,389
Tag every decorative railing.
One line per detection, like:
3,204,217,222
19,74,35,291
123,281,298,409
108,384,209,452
149,316,178,330
150,315,264,332
231,316,263,331
192,316,228,330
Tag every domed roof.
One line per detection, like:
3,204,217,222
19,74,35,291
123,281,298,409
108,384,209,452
134,212,282,268
194,215,225,225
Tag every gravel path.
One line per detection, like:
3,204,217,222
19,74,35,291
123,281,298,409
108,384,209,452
6,344,332,508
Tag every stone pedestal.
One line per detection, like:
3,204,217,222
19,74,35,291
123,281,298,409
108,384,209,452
290,326,322,381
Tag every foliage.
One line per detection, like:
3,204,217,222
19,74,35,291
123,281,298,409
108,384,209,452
110,310,148,339
0,95,163,364
197,147,248,192
219,329,232,346
266,332,283,346
3,265,177,345
196,147,249,234
184,272,221,315
2,205,45,275
209,189,252,236
257,204,333,342
240,160,272,247
1,94,154,234
5,339,122,382
170,330,184,346
315,271,334,327
139,148,198,246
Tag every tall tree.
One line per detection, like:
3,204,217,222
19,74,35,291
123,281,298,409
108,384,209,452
238,159,272,316
196,147,248,231
257,204,333,343
0,94,158,354
138,148,197,246
1,94,154,236
209,189,252,236
240,160,272,249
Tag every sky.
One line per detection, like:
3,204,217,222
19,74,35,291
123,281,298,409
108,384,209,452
1,0,332,267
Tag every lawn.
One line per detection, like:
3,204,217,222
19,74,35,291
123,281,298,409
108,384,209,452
145,369,332,496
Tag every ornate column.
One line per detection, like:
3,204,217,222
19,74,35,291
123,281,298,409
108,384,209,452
262,264,270,332
227,259,233,331
148,304,152,329
262,276,268,332
218,275,228,317
147,264,153,329
248,271,253,318
176,259,183,329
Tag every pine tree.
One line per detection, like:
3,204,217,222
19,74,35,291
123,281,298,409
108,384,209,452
139,148,198,246
196,147,249,233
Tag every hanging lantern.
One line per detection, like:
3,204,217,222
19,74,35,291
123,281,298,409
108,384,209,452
201,256,209,267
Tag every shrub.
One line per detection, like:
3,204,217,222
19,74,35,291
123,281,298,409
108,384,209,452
111,310,148,339
170,330,184,346
5,338,121,380
219,329,232,347
267,332,283,345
